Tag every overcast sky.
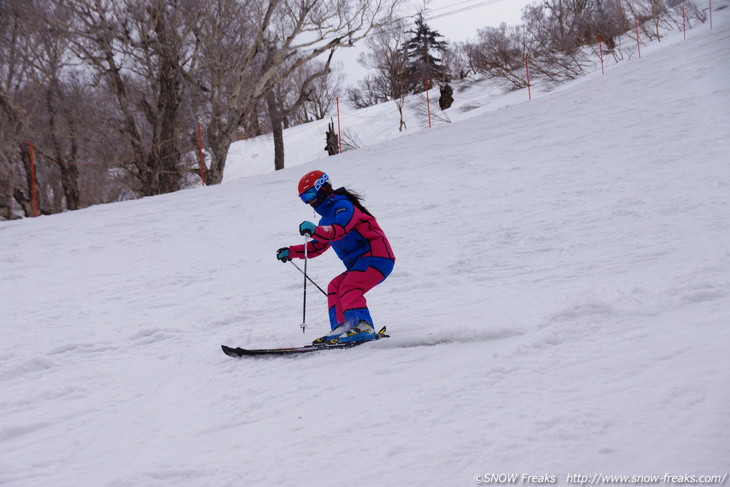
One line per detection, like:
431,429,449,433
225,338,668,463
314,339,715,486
334,0,536,85
423,0,534,41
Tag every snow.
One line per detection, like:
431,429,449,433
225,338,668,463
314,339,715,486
2,5,729,486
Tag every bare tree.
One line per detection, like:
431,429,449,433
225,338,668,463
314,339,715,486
464,23,528,90
0,87,25,219
297,61,344,122
589,0,629,50
0,87,26,219
625,0,705,42
442,42,473,81
356,20,411,131
262,59,344,128
2,0,129,217
54,0,203,197
457,0,636,89
189,0,404,183
0,0,44,218
520,2,591,83
345,75,390,109
22,1,85,211
262,44,341,170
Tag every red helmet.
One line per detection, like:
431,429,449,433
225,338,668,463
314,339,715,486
298,170,331,206
298,170,329,195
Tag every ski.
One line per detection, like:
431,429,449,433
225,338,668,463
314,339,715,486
222,326,389,357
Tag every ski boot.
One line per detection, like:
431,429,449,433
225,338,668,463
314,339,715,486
334,321,377,344
312,323,349,346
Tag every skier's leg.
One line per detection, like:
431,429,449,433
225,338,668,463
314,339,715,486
339,258,395,326
312,272,352,345
327,271,348,330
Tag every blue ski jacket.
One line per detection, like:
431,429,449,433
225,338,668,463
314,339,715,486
289,190,395,270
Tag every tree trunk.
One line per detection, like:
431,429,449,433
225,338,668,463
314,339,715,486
15,144,35,217
155,13,184,194
396,98,407,131
205,133,233,185
0,159,13,219
266,89,285,171
13,187,32,218
46,82,81,211
0,89,23,219
61,118,81,210
58,162,80,210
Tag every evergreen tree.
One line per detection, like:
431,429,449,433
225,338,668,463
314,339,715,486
403,13,449,93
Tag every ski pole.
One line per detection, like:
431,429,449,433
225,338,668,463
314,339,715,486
301,233,309,334
289,261,327,296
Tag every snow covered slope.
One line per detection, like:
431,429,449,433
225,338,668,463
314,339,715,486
1,5,729,487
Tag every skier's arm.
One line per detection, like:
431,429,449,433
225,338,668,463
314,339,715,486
310,202,360,242
289,239,330,259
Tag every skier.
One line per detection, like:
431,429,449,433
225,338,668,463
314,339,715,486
276,170,395,345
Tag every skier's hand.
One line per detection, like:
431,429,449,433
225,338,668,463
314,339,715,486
276,247,291,263
299,221,316,237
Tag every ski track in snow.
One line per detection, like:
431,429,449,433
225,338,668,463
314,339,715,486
1,5,730,486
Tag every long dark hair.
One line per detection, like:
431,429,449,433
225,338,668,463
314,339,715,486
332,186,373,217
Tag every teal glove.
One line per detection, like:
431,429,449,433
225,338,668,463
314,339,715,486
276,247,291,263
299,221,316,237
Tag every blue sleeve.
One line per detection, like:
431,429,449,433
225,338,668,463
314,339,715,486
312,200,357,242
332,200,355,228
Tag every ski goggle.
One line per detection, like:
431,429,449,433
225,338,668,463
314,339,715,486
299,187,319,203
